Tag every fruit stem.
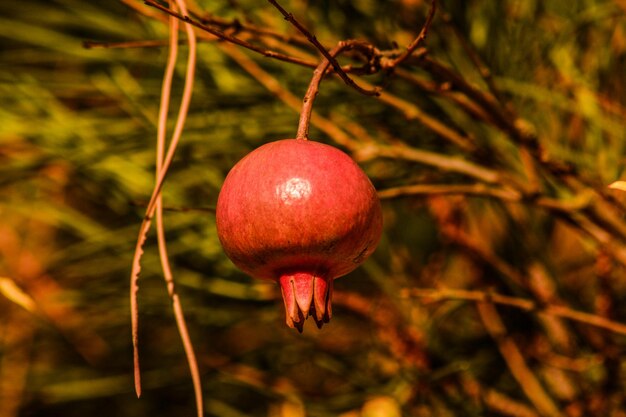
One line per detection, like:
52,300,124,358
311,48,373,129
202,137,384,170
296,43,347,140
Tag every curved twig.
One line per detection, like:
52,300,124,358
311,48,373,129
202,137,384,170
386,0,437,68
129,4,202,416
267,0,380,97
297,41,370,139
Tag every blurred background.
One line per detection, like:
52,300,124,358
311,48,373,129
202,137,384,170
1,0,626,416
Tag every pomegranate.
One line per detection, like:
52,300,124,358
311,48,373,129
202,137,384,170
216,139,383,331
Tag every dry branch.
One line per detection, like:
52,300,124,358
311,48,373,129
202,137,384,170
403,288,626,336
267,0,380,96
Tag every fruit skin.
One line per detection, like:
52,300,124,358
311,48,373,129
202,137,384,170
216,139,383,330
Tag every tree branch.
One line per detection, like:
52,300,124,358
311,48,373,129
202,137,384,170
267,0,380,97
144,0,318,68
386,0,437,68
403,287,626,336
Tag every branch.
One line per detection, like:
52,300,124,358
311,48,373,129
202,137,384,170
295,42,340,139
296,41,371,139
375,89,477,151
131,201,215,213
461,376,540,417
129,3,203,414
220,43,358,149
378,183,520,200
193,12,311,48
144,0,317,68
440,11,509,108
379,182,593,215
83,39,171,49
267,0,380,97
403,287,626,336
386,0,437,68
477,302,564,417
358,144,499,184
153,2,203,415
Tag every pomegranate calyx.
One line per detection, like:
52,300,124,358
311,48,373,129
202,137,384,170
279,272,332,332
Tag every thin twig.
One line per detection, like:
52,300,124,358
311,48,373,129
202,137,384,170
220,43,358,148
130,223,149,398
395,68,499,125
297,42,354,139
144,0,317,68
129,3,202,415
137,0,181,398
461,375,540,417
0,277,38,314
414,56,626,222
130,1,186,398
477,302,564,417
386,0,437,68
131,201,216,213
562,212,626,268
193,12,311,48
374,89,477,151
358,144,499,184
221,41,484,160
378,182,593,214
83,39,171,49
378,183,520,200
417,52,626,224
440,11,509,109
437,14,546,197
158,2,203,416
419,57,514,134
120,0,390,77
267,0,380,96
403,287,626,336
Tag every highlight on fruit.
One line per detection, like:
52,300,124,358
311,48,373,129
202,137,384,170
216,138,383,331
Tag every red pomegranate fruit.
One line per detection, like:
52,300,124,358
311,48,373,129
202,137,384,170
216,139,383,331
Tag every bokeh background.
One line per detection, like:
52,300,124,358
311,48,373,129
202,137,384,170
1,0,626,416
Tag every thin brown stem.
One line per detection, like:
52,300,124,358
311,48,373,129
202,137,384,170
403,287,626,336
158,2,203,416
418,57,514,135
297,43,348,139
461,376,540,417
359,144,499,184
378,182,592,214
477,302,564,417
144,0,317,68
378,183,520,200
192,12,310,48
220,43,358,149
394,68,500,126
374,89,477,151
131,201,216,213
267,0,380,97
83,39,171,49
387,0,437,68
129,2,202,413
153,23,178,396
441,11,509,109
